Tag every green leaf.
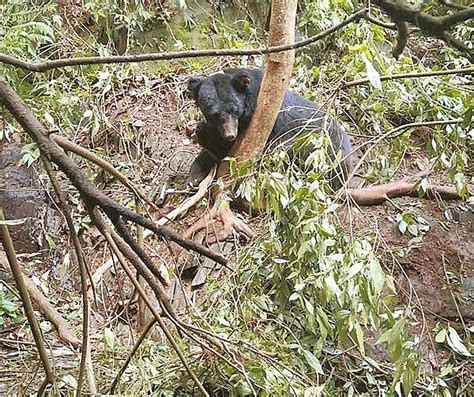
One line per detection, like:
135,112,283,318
316,307,330,340
435,328,447,343
398,220,408,234
324,274,341,301
303,350,324,374
402,360,418,395
462,107,472,128
446,326,472,357
353,321,365,355
289,292,299,301
368,258,385,294
361,53,382,90
304,298,314,315
104,328,115,349
346,261,363,280
61,374,78,389
44,112,55,126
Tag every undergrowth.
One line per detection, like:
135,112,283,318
0,0,472,396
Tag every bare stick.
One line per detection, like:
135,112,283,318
0,252,80,347
344,118,464,187
41,158,97,395
342,66,473,88
91,210,208,396
94,166,217,290
0,10,366,72
0,208,55,389
348,169,471,205
50,133,159,211
108,319,157,393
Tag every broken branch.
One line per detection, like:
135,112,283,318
0,251,81,347
342,66,473,88
347,169,471,205
0,209,55,390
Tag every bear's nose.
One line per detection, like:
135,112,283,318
220,118,238,142
223,132,237,142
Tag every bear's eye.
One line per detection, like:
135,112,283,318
206,108,219,117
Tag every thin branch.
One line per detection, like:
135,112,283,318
41,158,97,395
0,10,367,72
0,208,55,389
90,209,208,396
365,14,397,29
342,66,473,88
50,133,159,212
108,319,157,393
0,251,81,347
114,217,170,287
341,118,464,191
94,167,216,292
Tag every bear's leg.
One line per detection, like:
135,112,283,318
187,149,217,187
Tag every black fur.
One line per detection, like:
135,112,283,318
187,68,352,188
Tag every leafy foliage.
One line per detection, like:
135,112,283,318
0,285,24,326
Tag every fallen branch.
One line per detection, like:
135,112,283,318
108,319,157,393
0,209,56,390
50,133,159,212
42,158,97,395
347,169,472,205
343,118,464,189
155,165,217,227
90,208,208,396
89,167,216,294
0,10,366,72
0,251,81,347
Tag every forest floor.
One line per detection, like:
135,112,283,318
1,70,473,393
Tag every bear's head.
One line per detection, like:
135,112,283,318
188,69,254,142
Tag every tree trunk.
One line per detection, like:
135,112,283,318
226,0,298,164
204,0,298,240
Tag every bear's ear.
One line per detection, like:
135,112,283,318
231,72,252,92
187,76,204,99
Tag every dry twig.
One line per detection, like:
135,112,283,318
0,252,80,347
0,209,55,392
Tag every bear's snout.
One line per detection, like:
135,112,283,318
219,117,238,142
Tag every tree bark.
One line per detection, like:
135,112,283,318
227,0,298,163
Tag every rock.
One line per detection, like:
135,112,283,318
0,141,60,254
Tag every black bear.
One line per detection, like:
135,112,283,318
187,68,352,188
